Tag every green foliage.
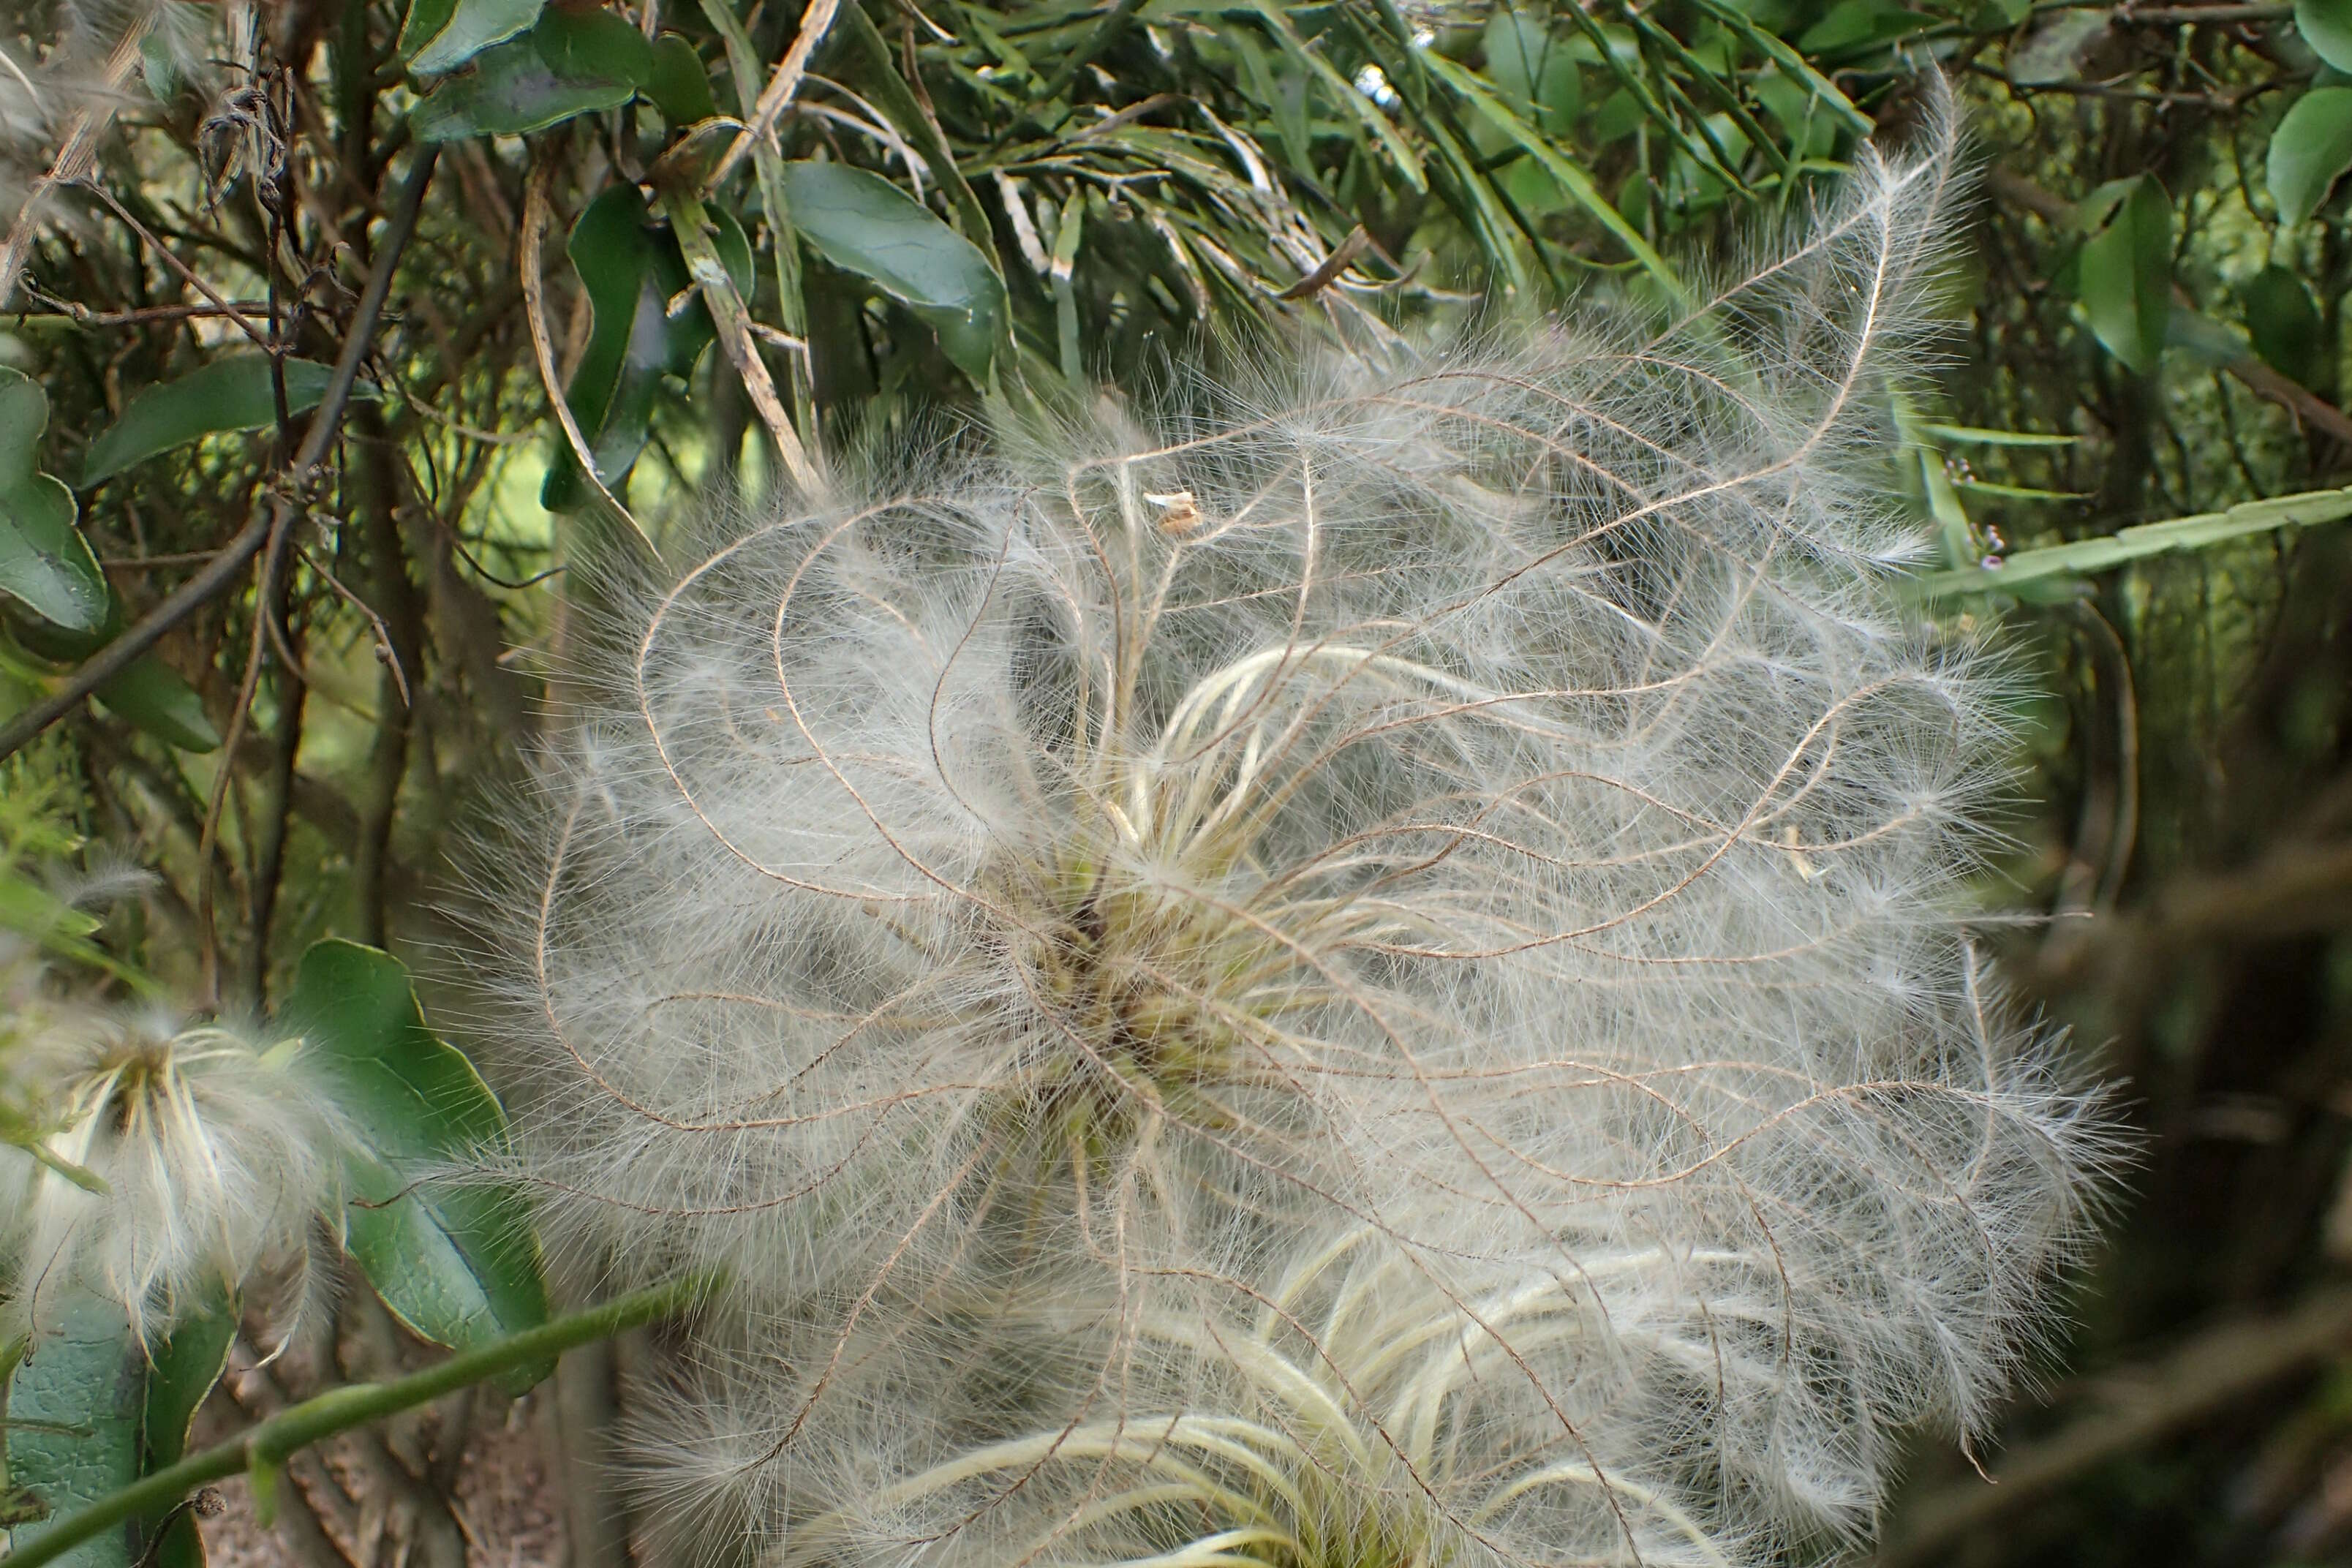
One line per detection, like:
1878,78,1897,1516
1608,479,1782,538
80,359,346,486
2269,86,2352,226
2244,265,2324,386
401,0,546,76
2077,176,2173,376
1,1290,154,1568
0,371,102,636
543,185,750,510
2299,0,2352,75
0,1287,226,1568
412,10,651,140
775,162,1008,383
280,941,551,1385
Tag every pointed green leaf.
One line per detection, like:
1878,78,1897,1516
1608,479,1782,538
404,0,546,75
2076,175,2171,374
281,941,551,1390
1422,50,1683,299
542,185,666,512
541,184,745,512
92,657,219,753
775,161,1008,382
1243,0,1425,191
1482,10,1579,133
2269,87,2352,226
1912,483,2352,598
1917,423,2078,448
81,358,344,486
2244,264,2324,385
1795,0,1933,55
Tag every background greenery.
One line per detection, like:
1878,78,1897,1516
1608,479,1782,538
4,0,2352,1562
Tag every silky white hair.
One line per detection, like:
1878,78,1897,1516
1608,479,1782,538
464,99,2118,1568
0,999,342,1346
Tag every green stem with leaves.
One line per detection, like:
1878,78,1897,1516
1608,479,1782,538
4,1276,711,1568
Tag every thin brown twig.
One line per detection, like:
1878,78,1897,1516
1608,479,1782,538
78,183,276,350
710,0,843,190
10,297,279,328
298,546,412,710
0,148,440,764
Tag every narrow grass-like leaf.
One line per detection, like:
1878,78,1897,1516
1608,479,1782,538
1423,50,1683,296
2075,174,2171,374
1918,423,2078,447
1912,484,2352,598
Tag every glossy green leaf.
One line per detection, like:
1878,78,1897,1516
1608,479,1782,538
0,478,104,637
398,0,459,65
2076,175,2172,374
776,161,1008,382
1,1290,144,1568
645,31,718,124
81,357,342,485
2300,0,2352,74
410,12,644,142
92,657,219,753
532,7,651,86
541,184,747,512
404,0,546,75
281,941,551,1389
2269,87,2352,225
2244,264,2324,385
0,369,105,634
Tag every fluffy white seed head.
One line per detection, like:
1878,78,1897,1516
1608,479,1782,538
466,101,2118,1567
0,995,342,1344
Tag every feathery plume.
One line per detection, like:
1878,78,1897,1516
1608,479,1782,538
0,993,342,1343
468,99,2118,1567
